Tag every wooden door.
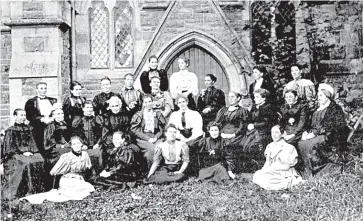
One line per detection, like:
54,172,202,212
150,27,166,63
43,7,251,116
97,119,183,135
165,45,230,98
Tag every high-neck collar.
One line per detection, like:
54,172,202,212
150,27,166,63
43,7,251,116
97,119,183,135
72,150,82,157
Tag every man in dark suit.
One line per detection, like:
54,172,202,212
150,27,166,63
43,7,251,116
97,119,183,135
25,82,57,154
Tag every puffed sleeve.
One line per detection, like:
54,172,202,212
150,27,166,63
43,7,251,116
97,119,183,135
210,90,226,113
169,73,179,99
181,143,190,163
215,107,226,125
153,144,163,166
44,123,56,151
140,70,150,93
50,153,71,175
190,72,199,96
130,112,151,141
189,111,203,141
1,129,15,162
162,92,174,117
154,112,166,139
277,143,298,169
62,97,72,123
159,69,169,92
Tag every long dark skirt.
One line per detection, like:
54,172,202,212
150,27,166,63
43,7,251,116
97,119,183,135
135,134,163,168
237,130,270,173
198,163,229,183
297,135,342,177
1,154,45,200
147,164,186,184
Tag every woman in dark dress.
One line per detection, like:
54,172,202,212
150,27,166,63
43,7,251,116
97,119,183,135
240,88,278,172
189,122,236,183
197,74,226,132
98,96,130,153
279,90,309,146
93,77,122,116
62,81,86,127
215,91,249,140
249,65,276,103
140,55,169,94
96,131,141,190
43,105,72,166
297,83,349,177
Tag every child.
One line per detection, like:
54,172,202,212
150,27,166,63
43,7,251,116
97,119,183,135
21,136,94,203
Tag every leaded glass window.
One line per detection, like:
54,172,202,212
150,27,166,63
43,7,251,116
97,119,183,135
114,2,134,68
89,1,109,69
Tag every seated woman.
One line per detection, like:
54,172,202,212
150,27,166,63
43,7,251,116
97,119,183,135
190,122,236,183
253,125,304,190
197,74,226,132
148,76,174,118
96,131,141,190
146,124,189,184
215,91,249,141
140,55,169,94
168,94,203,143
62,81,86,128
98,96,130,152
279,90,309,145
240,89,278,172
297,83,349,177
21,136,94,203
43,104,72,166
72,101,102,149
170,57,198,110
1,108,43,200
131,95,166,168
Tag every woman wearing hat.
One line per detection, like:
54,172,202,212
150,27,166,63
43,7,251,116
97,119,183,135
297,83,349,177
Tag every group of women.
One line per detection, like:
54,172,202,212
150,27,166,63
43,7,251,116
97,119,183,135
1,56,350,203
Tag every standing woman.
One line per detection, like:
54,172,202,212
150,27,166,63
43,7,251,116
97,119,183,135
140,55,169,94
249,65,276,103
197,74,226,132
120,73,143,119
93,77,121,116
170,57,198,110
63,81,86,127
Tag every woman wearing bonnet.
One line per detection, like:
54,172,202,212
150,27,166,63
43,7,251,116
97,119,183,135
297,83,349,177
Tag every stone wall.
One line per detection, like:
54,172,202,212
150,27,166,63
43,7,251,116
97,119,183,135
0,32,11,129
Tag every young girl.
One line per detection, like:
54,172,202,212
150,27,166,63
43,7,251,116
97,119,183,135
253,125,304,190
21,136,94,203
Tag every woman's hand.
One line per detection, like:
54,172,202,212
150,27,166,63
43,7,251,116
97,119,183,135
148,138,157,143
23,152,33,157
228,171,236,179
247,124,254,131
173,171,182,175
100,170,111,177
93,144,100,149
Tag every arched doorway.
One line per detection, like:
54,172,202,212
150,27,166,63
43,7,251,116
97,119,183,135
165,45,230,98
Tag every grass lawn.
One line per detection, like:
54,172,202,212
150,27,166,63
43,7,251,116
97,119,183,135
2,133,363,220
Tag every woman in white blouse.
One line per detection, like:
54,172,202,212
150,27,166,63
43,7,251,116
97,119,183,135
170,57,198,110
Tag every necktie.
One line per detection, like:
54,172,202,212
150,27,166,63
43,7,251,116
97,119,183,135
181,112,186,128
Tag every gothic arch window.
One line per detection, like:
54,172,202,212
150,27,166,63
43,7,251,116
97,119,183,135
251,1,272,64
89,1,109,69
114,1,134,68
88,0,134,70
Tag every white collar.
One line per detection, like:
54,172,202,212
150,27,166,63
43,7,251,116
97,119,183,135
317,100,331,112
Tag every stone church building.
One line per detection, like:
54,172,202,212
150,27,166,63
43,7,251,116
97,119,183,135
1,0,362,128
